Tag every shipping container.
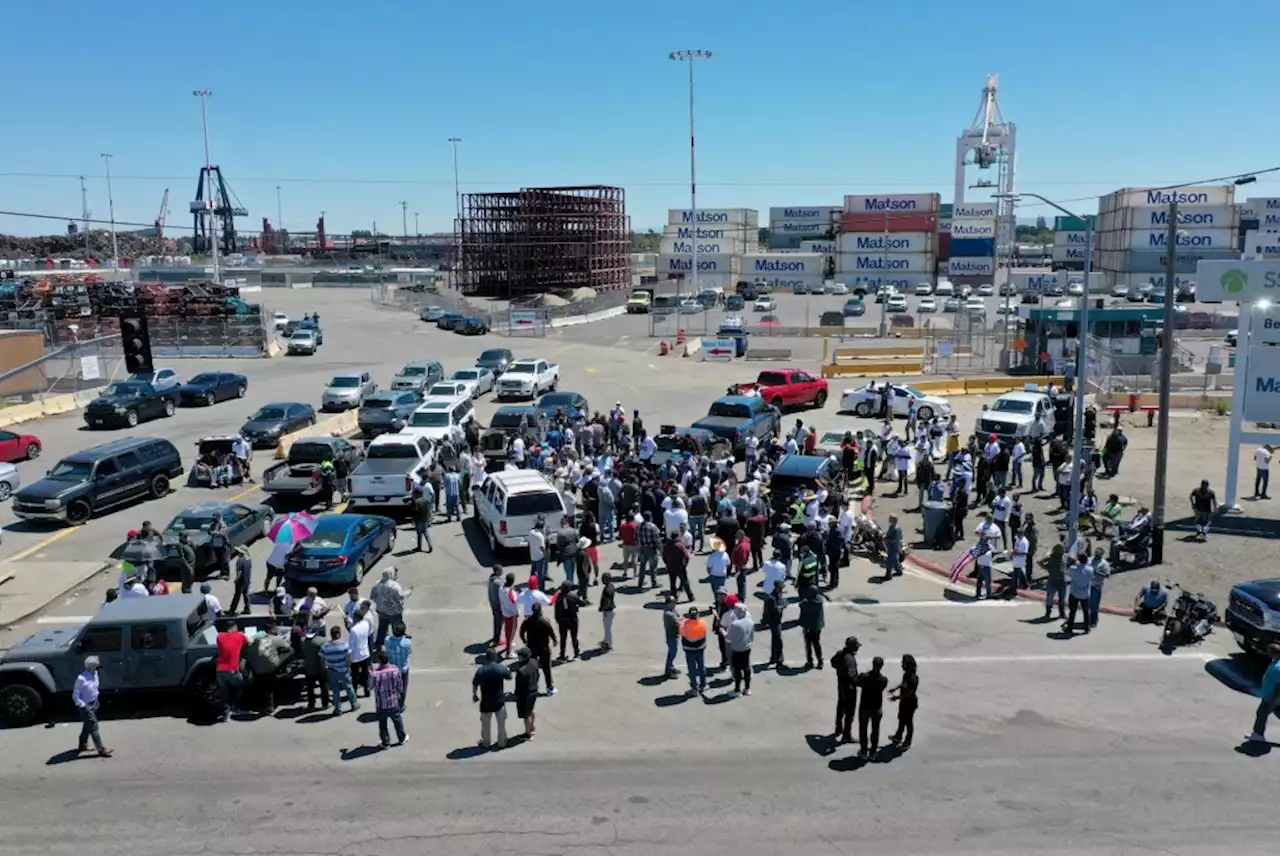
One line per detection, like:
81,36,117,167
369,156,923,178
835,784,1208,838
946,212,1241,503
835,252,935,274
749,273,825,291
1053,215,1097,231
1052,245,1090,262
656,253,737,275
799,240,837,255
839,212,939,233
1055,230,1091,247
1096,228,1237,253
952,202,998,219
1008,271,1070,294
1098,185,1235,213
658,237,743,256
938,218,952,234
768,220,831,237
836,232,933,254
1132,273,1195,292
1247,197,1280,212
1094,248,1237,274
740,252,825,277
661,224,742,242
938,232,952,260
767,233,804,250
1244,230,1280,256
949,238,996,257
847,273,918,292
653,271,735,292
1239,204,1260,220
1097,205,1240,231
843,193,941,215
666,208,758,226
950,218,997,239
948,257,995,277
939,203,953,218
768,206,840,225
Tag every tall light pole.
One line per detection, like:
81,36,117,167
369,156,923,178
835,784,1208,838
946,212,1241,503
997,192,1092,551
276,185,283,228
100,154,120,268
400,201,408,241
448,137,462,288
414,212,420,238
193,89,219,282
670,49,712,316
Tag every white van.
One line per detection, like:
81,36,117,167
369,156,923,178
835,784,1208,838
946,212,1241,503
473,470,569,554
934,279,954,297
399,394,475,443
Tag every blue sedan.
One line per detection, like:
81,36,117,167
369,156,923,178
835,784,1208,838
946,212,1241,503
283,513,397,590
178,371,249,407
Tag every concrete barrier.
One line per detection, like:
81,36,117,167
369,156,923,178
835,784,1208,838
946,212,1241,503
910,379,969,396
961,375,1065,396
274,410,360,459
0,391,92,428
683,337,702,357
834,344,925,360
821,360,924,378
290,282,314,289
744,348,793,361
1095,391,1227,410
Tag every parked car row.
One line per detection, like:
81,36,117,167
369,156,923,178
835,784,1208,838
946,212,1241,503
419,305,490,335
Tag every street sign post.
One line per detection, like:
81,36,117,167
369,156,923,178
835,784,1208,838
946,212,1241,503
701,337,736,362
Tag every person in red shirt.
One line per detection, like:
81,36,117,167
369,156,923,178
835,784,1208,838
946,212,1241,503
618,515,639,580
731,529,752,601
803,425,818,456
215,621,248,721
745,510,767,571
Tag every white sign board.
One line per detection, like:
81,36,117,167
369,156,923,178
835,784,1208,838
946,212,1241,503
1196,259,1280,302
701,337,737,362
1253,314,1280,346
1242,344,1280,423
508,310,539,329
79,355,101,381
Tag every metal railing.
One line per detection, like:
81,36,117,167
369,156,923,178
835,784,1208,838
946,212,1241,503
0,334,127,405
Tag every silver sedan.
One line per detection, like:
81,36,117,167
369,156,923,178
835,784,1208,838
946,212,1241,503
449,367,495,398
0,462,20,501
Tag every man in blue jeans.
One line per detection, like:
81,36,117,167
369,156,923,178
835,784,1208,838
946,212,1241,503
1246,643,1280,743
679,607,708,696
662,596,681,679
883,515,903,579
1088,547,1111,629
321,625,359,716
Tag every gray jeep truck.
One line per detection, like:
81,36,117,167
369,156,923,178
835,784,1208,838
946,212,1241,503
0,594,273,726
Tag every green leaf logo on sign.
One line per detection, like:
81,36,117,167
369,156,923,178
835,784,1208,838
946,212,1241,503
1221,269,1248,295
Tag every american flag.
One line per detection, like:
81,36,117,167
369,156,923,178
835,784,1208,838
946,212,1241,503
949,538,991,582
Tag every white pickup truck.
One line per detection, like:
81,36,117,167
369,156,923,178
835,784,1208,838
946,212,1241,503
975,390,1055,445
346,434,435,511
495,358,559,401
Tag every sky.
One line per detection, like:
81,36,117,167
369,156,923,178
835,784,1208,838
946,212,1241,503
0,0,1273,238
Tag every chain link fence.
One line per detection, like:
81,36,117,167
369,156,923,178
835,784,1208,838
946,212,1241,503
0,335,128,407
370,284,628,335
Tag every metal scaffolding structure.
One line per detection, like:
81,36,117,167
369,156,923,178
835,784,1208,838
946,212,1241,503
455,185,631,298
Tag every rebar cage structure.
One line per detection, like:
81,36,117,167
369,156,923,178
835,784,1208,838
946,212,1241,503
455,186,631,298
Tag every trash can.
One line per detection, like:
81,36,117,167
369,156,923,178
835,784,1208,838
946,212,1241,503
922,500,952,545
1128,391,1140,412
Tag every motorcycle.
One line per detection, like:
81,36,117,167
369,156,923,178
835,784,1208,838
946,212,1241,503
851,513,885,557
1160,583,1218,653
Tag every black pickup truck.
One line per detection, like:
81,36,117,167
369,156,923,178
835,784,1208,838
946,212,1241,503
83,380,179,429
1225,578,1280,659
691,395,781,460
262,436,364,503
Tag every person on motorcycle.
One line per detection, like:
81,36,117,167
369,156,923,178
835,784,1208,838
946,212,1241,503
1131,580,1168,624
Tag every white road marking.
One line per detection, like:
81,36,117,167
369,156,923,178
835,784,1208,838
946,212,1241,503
849,600,1031,609
37,616,94,624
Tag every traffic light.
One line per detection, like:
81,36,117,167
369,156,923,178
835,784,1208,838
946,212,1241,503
119,313,154,375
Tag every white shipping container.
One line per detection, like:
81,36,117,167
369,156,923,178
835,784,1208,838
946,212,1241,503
769,220,831,236
749,273,825,291
661,224,743,241
1008,271,1068,294
666,208,757,226
948,257,995,277
1052,245,1089,262
1098,228,1237,252
659,237,743,256
768,206,839,225
1055,230,1091,247
1099,185,1235,212
799,240,837,255
1257,213,1280,230
656,254,737,275
952,202,998,219
1133,273,1195,292
842,193,941,214
848,273,917,292
1240,204,1260,220
835,252,935,274
1244,230,1280,257
950,218,997,239
740,252,825,277
1248,197,1280,212
836,232,934,254
1097,205,1240,231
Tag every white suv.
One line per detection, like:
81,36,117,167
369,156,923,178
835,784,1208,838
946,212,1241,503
473,470,569,554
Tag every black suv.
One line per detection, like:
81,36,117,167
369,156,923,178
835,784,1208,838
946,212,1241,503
83,380,179,429
13,437,184,525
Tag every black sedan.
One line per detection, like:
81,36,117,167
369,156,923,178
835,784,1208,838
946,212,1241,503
179,371,249,407
437,313,464,331
160,500,274,575
239,402,317,449
535,391,589,422
476,348,513,375
454,317,489,335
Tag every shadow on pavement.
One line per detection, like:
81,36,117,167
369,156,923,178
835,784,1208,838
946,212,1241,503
1205,654,1264,697
805,733,838,757
339,744,384,761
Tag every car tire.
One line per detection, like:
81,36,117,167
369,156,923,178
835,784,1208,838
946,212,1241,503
0,682,45,727
854,401,872,418
814,391,827,409
353,560,366,585
66,499,91,525
164,400,176,417
206,392,216,406
917,405,934,421
150,474,170,499
0,482,11,501
386,530,396,554
24,443,39,460
185,668,220,718
236,384,247,398
772,397,785,410
126,410,139,428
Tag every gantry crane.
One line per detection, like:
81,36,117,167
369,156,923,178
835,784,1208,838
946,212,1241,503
189,166,248,254
954,74,1018,249
154,189,170,240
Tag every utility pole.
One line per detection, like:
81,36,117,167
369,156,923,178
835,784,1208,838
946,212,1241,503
1151,200,1179,564
79,176,90,254
193,89,219,282
879,210,890,337
400,201,408,241
448,137,462,287
670,49,712,320
100,154,120,269
414,212,420,238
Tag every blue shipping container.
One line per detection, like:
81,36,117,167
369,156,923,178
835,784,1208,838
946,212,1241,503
949,238,995,257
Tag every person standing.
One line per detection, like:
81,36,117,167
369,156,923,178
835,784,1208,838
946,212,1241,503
176,531,196,594
731,529,752,602
1011,528,1030,592
228,547,253,615
1245,643,1280,743
883,515,903,579
527,519,548,588
830,636,859,743
348,607,374,697
680,606,708,696
498,572,520,657
856,655,888,759
598,573,617,652
487,566,505,648
889,653,918,747
72,655,113,757
1010,439,1026,489
472,648,513,751
208,514,231,580
1088,546,1111,630
705,543,730,601
763,579,787,669
384,621,413,710
369,651,408,748
1189,479,1217,541
992,488,1012,547
301,624,331,711
825,519,844,589
518,603,557,696
321,625,360,715
799,586,827,669
1063,554,1096,636
637,512,662,589
514,647,541,739
370,567,409,652
554,581,583,661
214,620,248,721
1043,542,1067,620
723,595,755,697
662,595,681,679
664,532,694,602
443,465,462,522
246,620,293,713
1030,438,1046,493
1255,445,1273,500
412,485,434,552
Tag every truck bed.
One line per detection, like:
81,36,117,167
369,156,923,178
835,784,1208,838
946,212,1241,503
262,462,321,495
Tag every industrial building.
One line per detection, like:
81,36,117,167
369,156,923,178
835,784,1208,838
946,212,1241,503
454,185,631,299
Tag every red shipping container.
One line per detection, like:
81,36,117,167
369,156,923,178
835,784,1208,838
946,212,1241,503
839,213,939,233
938,232,952,260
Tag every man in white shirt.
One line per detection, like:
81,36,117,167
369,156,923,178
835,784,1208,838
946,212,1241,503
511,435,527,467
199,582,222,617
784,435,799,455
761,552,787,595
517,577,552,618
1255,445,1273,499
348,609,374,697
706,547,729,600
527,520,548,588
975,513,1003,553
973,528,996,600
745,434,759,468
991,487,1013,546
664,498,688,539
1011,530,1030,591
983,434,1001,463
837,501,856,547
639,435,657,463
886,385,897,416
121,577,149,598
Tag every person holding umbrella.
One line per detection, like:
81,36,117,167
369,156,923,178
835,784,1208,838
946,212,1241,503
112,536,167,590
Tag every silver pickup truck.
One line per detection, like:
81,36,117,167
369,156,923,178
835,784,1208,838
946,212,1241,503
346,434,435,511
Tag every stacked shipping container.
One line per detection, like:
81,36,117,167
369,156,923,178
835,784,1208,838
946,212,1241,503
740,252,825,291
1241,197,1280,258
657,208,756,291
835,194,939,291
768,207,839,250
947,202,998,279
1052,215,1094,270
1094,186,1238,289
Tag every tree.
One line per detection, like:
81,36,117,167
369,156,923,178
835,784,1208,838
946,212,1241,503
1035,216,1047,231
351,230,372,238
631,229,661,253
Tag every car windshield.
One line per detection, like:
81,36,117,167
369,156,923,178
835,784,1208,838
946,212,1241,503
480,350,508,361
399,366,426,377
451,370,479,381
250,406,286,420
301,526,348,550
362,397,394,409
329,377,360,388
47,460,93,480
408,411,449,427
103,382,147,397
508,362,539,374
708,402,751,418
506,492,564,517
166,514,217,533
538,394,575,409
428,385,460,396
490,411,529,429
367,443,418,459
188,373,218,385
291,331,315,339
991,399,1034,414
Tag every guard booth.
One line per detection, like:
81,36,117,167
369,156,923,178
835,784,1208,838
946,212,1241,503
1021,305,1163,375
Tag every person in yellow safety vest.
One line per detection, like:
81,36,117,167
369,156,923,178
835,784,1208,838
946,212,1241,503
796,546,820,591
790,496,807,527
319,459,337,510
679,607,708,697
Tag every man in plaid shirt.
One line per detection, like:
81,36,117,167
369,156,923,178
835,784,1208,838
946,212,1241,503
368,651,408,748
384,621,413,711
637,511,662,590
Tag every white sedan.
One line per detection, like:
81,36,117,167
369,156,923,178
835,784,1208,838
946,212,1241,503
918,296,938,313
914,281,933,296
1110,283,1129,298
678,299,703,314
830,282,849,295
887,294,908,313
839,381,952,421
272,311,289,330
449,366,495,398
995,298,1019,315
753,296,777,312
976,283,995,297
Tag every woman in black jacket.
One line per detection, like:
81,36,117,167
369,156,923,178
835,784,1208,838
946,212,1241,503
598,573,616,652
762,580,787,668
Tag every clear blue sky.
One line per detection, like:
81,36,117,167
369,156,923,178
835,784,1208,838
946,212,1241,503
0,0,1273,238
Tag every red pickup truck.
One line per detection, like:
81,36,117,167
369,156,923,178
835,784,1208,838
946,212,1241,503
731,369,829,411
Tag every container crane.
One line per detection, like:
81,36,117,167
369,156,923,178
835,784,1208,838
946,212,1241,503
154,188,170,239
954,73,1017,249
189,166,248,254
